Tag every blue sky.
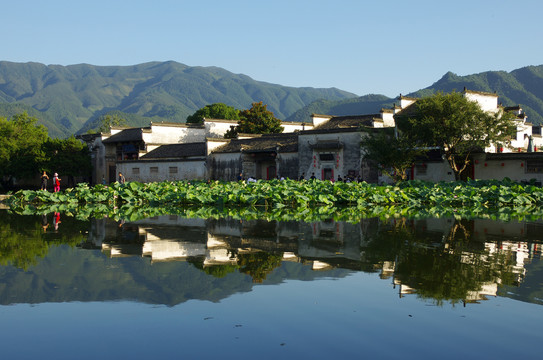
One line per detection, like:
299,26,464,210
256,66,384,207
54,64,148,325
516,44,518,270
2,0,542,97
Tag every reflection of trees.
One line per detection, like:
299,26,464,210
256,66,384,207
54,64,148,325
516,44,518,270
187,257,240,279
238,252,283,283
363,218,521,305
0,212,86,270
0,221,49,270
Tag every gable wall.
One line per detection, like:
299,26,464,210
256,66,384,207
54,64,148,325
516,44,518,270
464,92,498,113
208,152,242,181
149,125,206,144
298,132,363,181
204,121,236,138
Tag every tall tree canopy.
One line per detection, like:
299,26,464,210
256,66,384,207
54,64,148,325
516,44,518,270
186,103,241,124
42,137,92,186
0,112,91,190
396,91,517,180
361,129,425,182
224,102,283,138
0,113,48,188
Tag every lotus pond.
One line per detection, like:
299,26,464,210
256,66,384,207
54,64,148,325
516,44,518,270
0,198,542,359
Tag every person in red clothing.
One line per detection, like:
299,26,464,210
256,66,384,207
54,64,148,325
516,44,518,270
53,173,61,192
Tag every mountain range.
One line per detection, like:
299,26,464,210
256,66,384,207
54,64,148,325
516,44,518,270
287,66,543,125
1,61,542,138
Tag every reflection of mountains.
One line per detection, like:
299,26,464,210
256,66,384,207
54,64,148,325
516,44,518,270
0,213,542,306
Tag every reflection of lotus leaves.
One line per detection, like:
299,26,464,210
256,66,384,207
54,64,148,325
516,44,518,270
8,202,543,224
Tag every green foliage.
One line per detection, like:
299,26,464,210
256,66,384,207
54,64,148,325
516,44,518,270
7,179,543,223
186,103,240,124
0,112,49,188
410,68,543,125
0,112,91,190
361,129,425,182
42,137,92,180
397,91,517,180
225,102,283,138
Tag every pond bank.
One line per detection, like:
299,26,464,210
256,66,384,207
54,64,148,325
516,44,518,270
0,195,10,209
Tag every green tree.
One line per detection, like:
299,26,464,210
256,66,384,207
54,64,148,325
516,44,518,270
396,91,517,180
97,114,127,133
0,112,49,189
361,129,425,182
186,103,240,124
42,137,92,186
224,102,283,138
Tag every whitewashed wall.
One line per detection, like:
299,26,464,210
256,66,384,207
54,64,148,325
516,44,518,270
206,138,230,154
380,110,396,127
118,160,206,182
204,119,238,138
399,96,416,109
310,115,333,128
282,122,313,133
474,159,543,182
464,91,498,113
147,124,206,144
413,162,455,182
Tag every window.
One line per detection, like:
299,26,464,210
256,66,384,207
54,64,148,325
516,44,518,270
169,166,178,174
132,167,140,175
526,160,543,173
319,153,335,161
150,167,159,174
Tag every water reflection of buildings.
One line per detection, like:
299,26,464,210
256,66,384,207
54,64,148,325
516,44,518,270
87,216,370,270
86,215,542,303
381,218,542,303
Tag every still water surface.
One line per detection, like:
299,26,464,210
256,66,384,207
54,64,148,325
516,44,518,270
0,209,542,359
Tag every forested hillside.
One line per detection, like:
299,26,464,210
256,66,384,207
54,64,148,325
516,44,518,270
0,61,356,137
2,61,542,138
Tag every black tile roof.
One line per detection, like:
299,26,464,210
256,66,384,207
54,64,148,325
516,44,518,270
312,114,377,130
140,142,207,159
102,128,148,143
212,133,298,154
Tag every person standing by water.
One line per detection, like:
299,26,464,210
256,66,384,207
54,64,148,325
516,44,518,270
118,172,126,184
53,173,61,192
40,171,49,191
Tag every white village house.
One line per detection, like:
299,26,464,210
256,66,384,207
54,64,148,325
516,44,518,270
79,89,543,185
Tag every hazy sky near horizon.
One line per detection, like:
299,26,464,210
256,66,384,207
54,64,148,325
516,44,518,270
3,0,542,97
